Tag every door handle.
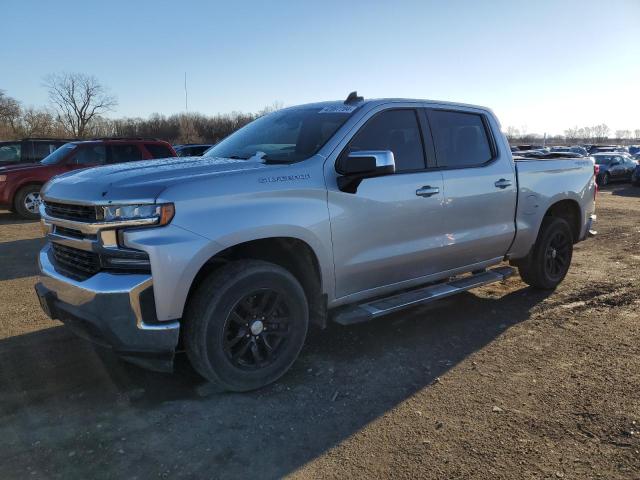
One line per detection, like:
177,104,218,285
416,186,440,197
494,178,512,189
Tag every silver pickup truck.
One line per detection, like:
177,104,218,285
35,93,597,391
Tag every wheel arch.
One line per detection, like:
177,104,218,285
12,181,44,205
543,198,582,243
186,236,328,328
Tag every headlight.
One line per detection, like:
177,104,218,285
0,175,7,182
101,203,175,226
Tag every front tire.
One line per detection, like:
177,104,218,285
517,217,573,290
14,184,43,220
183,260,309,392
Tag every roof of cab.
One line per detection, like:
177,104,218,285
286,97,494,114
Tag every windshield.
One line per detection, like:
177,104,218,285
204,106,357,163
41,143,77,165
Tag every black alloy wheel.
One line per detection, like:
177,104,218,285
223,289,291,370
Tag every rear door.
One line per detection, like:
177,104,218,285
327,107,448,299
426,108,517,270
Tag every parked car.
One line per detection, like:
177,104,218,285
0,138,176,219
515,144,545,151
632,164,640,186
550,145,589,156
174,144,214,157
514,150,584,159
0,138,73,166
593,153,637,186
628,145,640,156
35,94,597,391
589,145,627,154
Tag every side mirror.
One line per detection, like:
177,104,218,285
336,150,395,193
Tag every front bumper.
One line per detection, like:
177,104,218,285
35,244,180,372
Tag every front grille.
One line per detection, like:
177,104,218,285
45,201,100,222
54,225,97,240
51,243,100,279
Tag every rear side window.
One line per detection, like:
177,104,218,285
109,144,143,164
74,145,107,165
145,143,173,159
347,109,426,172
0,143,21,162
428,110,493,168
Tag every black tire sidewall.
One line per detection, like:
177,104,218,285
14,185,42,220
187,262,309,391
601,173,610,186
533,217,573,289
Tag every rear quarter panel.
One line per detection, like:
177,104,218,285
509,157,596,259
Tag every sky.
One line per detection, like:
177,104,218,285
3,0,639,135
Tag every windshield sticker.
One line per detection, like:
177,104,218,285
318,105,357,114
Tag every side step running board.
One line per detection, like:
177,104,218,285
333,266,514,326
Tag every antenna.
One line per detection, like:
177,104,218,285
344,91,363,105
184,72,188,112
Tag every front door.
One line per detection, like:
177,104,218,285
327,108,449,299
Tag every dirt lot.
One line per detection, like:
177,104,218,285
0,185,638,479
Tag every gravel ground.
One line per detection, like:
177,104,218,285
0,184,638,479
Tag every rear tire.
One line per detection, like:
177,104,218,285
517,217,573,290
14,184,43,220
183,260,309,392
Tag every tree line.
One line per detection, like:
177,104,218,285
505,123,640,145
3,73,639,146
0,73,277,144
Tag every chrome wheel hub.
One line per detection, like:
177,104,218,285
25,192,41,213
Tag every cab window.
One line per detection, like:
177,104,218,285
428,110,493,168
73,145,107,165
347,109,426,172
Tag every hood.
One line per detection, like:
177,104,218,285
0,162,47,173
42,156,271,204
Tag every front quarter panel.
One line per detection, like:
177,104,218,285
126,158,333,320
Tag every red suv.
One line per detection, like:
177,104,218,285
0,138,176,219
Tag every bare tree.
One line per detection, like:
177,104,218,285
564,126,580,143
504,126,520,142
44,73,117,137
0,89,22,136
635,129,640,141
615,129,631,141
257,101,284,117
20,107,64,137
